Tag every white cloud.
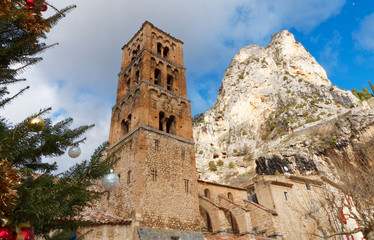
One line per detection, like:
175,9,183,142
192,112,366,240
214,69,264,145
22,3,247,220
0,0,346,172
354,12,374,52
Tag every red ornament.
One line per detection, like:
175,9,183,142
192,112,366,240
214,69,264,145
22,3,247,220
25,0,34,4
21,228,34,240
41,3,47,11
0,227,16,240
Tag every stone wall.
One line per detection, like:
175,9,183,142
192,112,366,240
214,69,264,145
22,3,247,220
101,127,201,232
79,224,134,240
197,180,247,204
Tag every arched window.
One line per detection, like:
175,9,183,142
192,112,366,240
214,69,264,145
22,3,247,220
166,115,175,134
127,114,132,131
157,43,162,55
167,74,173,91
159,112,165,131
163,47,169,58
121,119,129,135
135,71,139,83
154,69,161,85
132,50,137,61
228,192,234,201
204,189,210,199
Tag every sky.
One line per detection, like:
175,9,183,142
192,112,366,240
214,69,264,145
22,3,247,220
2,0,374,172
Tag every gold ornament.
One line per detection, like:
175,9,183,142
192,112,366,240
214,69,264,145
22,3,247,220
28,117,45,132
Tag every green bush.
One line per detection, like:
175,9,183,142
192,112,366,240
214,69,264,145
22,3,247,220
233,149,237,153
275,170,281,175
238,74,244,79
198,150,204,154
228,162,234,169
329,138,337,147
209,161,217,171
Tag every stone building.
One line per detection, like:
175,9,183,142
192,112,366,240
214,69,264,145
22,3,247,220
77,22,353,240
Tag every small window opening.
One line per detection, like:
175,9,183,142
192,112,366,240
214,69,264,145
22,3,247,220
127,114,132,132
228,192,234,201
159,112,165,131
166,115,175,134
157,43,162,55
284,191,288,201
181,149,185,159
306,183,311,191
155,140,160,151
184,179,189,194
132,50,137,61
204,189,210,199
154,69,161,85
167,75,173,91
127,170,131,184
135,71,139,83
151,169,158,182
121,119,129,134
126,78,130,88
163,47,169,58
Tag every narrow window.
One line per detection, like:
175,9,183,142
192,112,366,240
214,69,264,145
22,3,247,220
157,43,162,55
167,75,173,91
163,47,169,58
181,149,185,159
184,179,189,194
127,114,132,132
284,191,288,201
204,189,210,199
126,78,130,89
127,170,131,184
151,169,158,182
166,115,175,134
121,119,129,134
132,50,137,61
228,192,234,201
154,69,161,85
135,71,140,83
155,140,160,151
159,112,165,131
306,183,311,191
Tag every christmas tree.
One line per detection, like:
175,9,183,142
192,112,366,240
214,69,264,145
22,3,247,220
0,1,117,239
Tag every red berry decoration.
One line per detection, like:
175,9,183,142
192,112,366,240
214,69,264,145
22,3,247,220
25,0,33,4
41,3,47,11
0,227,16,240
21,228,34,240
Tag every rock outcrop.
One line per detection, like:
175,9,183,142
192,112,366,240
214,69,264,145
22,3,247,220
192,30,374,186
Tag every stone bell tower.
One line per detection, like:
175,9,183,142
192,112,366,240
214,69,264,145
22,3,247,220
101,21,202,239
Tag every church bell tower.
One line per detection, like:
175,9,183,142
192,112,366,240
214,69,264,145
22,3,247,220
101,21,202,239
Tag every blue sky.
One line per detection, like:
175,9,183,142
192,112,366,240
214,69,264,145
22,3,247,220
2,0,374,172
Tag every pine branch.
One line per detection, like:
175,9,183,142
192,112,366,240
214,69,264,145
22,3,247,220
0,86,29,108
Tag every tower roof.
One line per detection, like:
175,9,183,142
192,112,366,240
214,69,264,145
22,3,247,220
122,21,183,50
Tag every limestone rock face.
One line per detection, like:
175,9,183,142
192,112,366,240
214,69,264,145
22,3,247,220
192,30,373,185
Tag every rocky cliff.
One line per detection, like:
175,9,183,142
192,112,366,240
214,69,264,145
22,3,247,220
192,30,374,186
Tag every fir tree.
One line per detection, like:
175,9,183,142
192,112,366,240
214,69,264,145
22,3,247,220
1,1,117,239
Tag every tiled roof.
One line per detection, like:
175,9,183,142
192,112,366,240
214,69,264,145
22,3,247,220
65,210,132,225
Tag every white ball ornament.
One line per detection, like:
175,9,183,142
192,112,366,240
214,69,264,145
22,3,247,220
68,146,81,158
102,169,119,191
